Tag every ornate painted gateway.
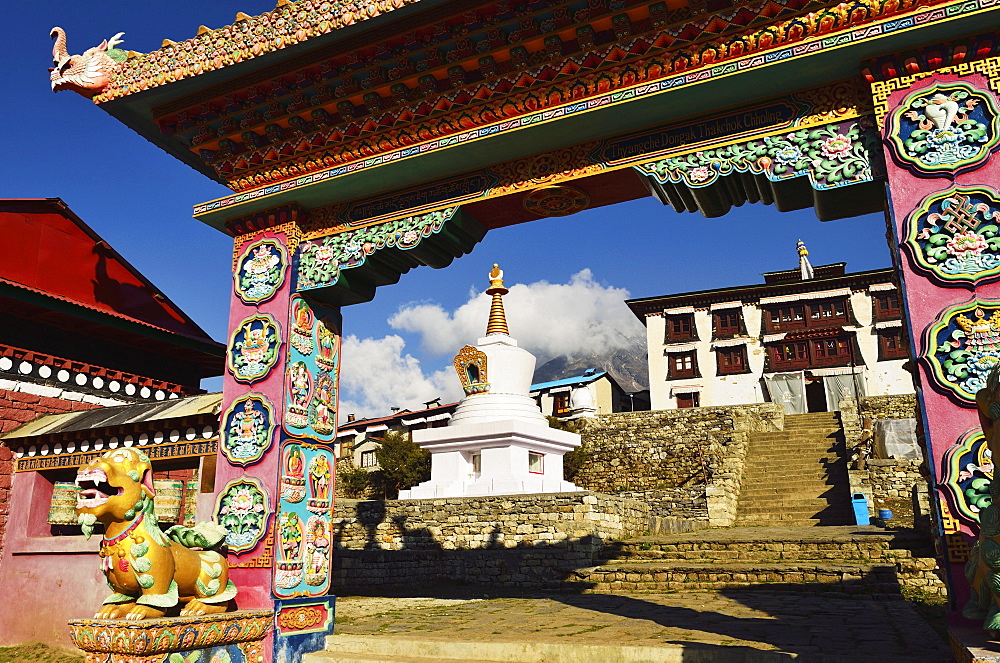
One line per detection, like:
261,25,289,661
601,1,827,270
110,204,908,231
46,0,1000,658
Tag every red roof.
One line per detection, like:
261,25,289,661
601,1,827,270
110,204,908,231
0,199,216,344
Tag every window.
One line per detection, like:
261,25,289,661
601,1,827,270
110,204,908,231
472,453,482,474
768,336,853,369
713,310,742,338
359,450,378,468
808,299,847,322
716,346,748,375
874,291,901,319
668,351,698,379
879,329,908,360
765,305,806,332
676,392,700,408
528,452,544,474
811,337,851,366
553,393,571,415
772,342,808,365
666,313,696,341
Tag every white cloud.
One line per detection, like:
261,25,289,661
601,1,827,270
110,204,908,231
337,270,644,421
389,269,644,362
337,334,462,422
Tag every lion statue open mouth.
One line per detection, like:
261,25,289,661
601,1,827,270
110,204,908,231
75,448,237,620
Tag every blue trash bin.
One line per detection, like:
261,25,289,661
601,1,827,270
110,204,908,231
852,493,870,526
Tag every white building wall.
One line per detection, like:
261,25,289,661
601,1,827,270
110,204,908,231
645,282,914,411
647,313,670,410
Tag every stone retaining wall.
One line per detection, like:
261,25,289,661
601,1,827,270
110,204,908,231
573,404,783,527
331,492,649,589
616,487,708,521
849,459,931,530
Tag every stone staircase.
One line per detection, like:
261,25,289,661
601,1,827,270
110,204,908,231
567,526,943,596
735,411,854,526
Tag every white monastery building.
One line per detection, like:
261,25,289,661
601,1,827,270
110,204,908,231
625,243,914,413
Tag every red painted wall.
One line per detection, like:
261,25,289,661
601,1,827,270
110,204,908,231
0,471,105,647
0,388,99,560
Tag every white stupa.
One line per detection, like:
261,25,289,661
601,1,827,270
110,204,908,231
398,264,583,499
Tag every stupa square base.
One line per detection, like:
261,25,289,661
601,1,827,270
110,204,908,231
68,609,273,663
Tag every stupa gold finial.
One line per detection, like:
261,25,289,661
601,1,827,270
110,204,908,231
485,263,509,336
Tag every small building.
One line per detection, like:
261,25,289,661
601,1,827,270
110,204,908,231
334,400,458,470
625,245,912,413
531,368,649,419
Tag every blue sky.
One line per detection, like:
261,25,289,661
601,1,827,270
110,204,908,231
3,2,894,415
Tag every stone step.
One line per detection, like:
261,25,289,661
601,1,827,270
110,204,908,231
740,475,847,487
613,527,921,551
745,440,841,448
736,497,850,508
739,483,843,492
568,560,903,594
308,636,695,663
752,428,841,437
611,546,912,562
737,507,853,519
743,456,844,466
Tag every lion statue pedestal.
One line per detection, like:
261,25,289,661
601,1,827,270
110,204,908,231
68,610,273,663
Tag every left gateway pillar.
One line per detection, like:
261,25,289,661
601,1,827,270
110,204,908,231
215,204,340,660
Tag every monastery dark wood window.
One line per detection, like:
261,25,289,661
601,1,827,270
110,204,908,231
769,336,853,370
360,450,378,468
810,337,852,367
668,351,699,379
676,392,700,408
879,329,908,360
873,291,901,319
807,299,847,323
716,346,749,375
552,393,570,415
713,310,742,338
765,305,806,332
666,314,697,342
769,341,809,370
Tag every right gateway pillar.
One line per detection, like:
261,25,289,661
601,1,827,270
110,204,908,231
872,51,1000,637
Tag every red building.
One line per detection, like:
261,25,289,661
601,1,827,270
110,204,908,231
0,199,223,562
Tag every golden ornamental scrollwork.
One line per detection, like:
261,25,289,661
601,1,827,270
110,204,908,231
871,57,1000,129
453,345,489,395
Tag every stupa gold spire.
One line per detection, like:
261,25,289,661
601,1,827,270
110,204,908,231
485,263,509,336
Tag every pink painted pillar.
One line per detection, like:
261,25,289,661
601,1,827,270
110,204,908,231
874,60,1000,619
215,205,341,653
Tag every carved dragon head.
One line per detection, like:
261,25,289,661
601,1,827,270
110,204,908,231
49,27,127,98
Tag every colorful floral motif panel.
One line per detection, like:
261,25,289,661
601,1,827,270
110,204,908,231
227,314,281,384
886,81,1000,176
941,428,992,528
273,441,334,599
903,186,1000,286
283,296,340,439
234,237,287,305
635,118,879,190
924,299,1000,403
220,394,276,466
297,209,456,290
215,477,271,555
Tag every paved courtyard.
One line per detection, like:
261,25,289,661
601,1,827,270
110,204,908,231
332,586,950,662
